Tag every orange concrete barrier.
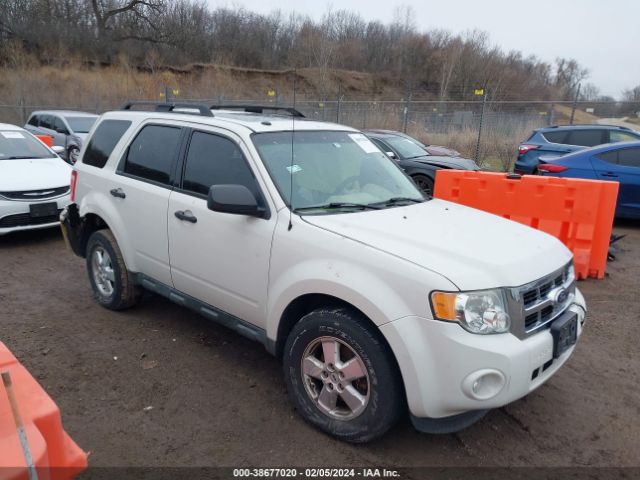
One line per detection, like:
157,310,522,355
0,342,87,480
34,135,53,147
433,170,619,279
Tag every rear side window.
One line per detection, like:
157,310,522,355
123,125,181,185
610,130,640,143
541,131,568,144
182,131,260,199
566,130,605,147
596,150,618,164
83,120,131,168
617,148,640,168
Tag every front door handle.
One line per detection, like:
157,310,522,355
174,210,197,223
600,172,618,178
110,188,126,199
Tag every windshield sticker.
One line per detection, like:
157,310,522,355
286,164,302,174
1,132,25,139
348,133,379,154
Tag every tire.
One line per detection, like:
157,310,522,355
86,229,141,310
67,146,79,165
283,307,404,443
411,174,434,196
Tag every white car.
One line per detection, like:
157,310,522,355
61,103,587,442
0,124,71,235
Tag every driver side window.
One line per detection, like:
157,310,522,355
182,131,262,201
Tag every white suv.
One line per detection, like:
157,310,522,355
61,102,587,442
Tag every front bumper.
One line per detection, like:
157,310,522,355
0,195,70,235
380,288,586,420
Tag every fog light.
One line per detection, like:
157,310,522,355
462,369,506,401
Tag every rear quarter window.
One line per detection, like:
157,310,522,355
82,120,132,168
541,131,568,144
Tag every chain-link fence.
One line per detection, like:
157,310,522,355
1,97,634,171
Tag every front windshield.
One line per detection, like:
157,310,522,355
0,131,55,160
385,136,428,158
65,116,96,133
252,131,424,213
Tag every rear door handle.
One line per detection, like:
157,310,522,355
110,188,126,199
174,210,197,223
600,172,618,178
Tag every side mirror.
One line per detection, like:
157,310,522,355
56,128,69,135
385,151,398,160
207,184,266,218
51,146,65,155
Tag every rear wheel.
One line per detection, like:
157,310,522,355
283,308,403,443
86,229,141,310
411,174,434,196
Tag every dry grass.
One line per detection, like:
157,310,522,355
0,62,561,171
553,105,599,125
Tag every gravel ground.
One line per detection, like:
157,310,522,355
1,221,639,471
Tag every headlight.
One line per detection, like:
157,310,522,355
430,289,511,334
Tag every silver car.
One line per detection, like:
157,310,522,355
24,110,98,164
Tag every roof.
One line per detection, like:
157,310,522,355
101,109,358,134
0,123,25,131
30,110,99,117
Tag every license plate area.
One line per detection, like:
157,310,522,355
550,313,578,358
29,202,58,218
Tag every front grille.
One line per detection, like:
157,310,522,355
509,262,575,338
0,186,69,201
521,268,570,308
0,210,62,228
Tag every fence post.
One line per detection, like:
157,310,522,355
570,83,581,125
164,86,171,104
474,91,488,163
402,86,412,133
336,83,342,124
549,103,556,125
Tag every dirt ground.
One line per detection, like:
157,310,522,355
1,221,639,471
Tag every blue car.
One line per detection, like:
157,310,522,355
537,141,640,218
514,124,640,174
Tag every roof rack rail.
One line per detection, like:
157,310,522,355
548,123,632,130
120,101,214,117
210,105,305,118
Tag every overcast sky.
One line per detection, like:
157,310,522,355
209,0,639,99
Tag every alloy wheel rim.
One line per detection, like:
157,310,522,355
92,247,115,297
300,336,370,420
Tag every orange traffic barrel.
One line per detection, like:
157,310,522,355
433,170,618,279
0,342,87,480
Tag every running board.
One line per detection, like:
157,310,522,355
134,273,267,346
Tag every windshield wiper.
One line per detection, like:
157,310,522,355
294,202,382,213
374,197,425,206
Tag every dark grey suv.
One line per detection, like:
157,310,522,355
25,110,98,164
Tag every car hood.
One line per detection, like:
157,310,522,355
302,199,572,290
0,158,72,192
412,155,479,170
424,145,460,157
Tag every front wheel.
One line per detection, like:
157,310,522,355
411,174,434,196
283,308,404,443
